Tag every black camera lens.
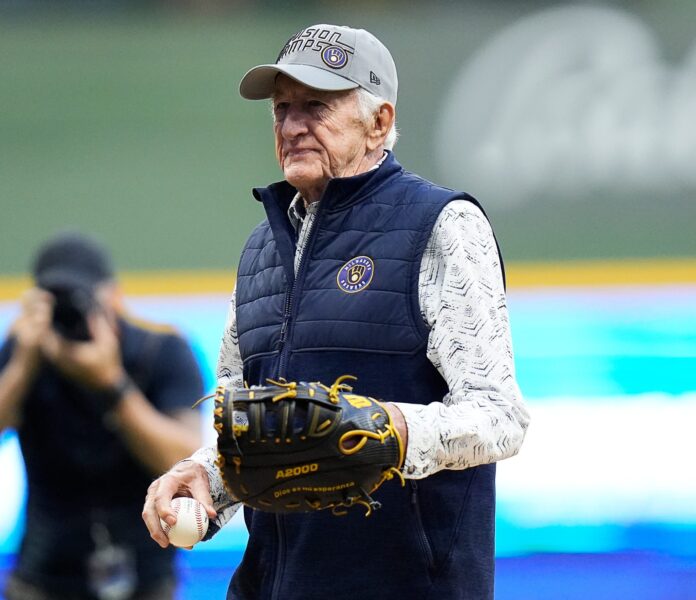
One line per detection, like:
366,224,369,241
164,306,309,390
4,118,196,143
49,286,95,341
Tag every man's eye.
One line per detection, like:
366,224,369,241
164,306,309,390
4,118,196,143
274,103,289,113
308,100,325,108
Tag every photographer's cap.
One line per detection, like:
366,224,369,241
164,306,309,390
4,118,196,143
239,24,398,105
32,231,114,291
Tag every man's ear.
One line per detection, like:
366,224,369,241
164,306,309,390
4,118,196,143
367,102,395,151
97,282,125,319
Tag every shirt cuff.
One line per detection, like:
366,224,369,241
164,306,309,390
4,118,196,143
188,446,242,540
393,402,439,479
189,446,236,511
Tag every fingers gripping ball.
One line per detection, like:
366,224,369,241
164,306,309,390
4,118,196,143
214,376,405,516
160,497,209,548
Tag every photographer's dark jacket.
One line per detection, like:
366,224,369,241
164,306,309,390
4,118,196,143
0,317,204,597
231,153,501,600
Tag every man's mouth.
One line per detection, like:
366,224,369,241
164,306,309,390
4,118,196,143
285,148,315,159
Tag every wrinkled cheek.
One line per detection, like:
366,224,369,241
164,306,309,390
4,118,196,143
274,132,283,164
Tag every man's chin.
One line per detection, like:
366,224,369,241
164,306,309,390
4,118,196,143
283,166,321,190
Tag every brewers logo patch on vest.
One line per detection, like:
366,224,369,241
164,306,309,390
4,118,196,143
337,256,374,293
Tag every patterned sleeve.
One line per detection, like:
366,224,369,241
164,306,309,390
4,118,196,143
216,285,245,389
189,286,244,536
394,200,530,478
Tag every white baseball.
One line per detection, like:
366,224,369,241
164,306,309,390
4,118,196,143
160,497,209,548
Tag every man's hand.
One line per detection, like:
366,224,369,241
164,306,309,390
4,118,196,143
0,289,53,430
142,460,217,548
11,288,54,376
41,309,124,390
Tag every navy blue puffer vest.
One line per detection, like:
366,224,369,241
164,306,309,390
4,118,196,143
231,153,503,600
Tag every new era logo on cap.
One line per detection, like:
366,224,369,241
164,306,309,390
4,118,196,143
239,24,398,105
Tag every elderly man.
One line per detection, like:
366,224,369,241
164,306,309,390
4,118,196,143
143,24,529,599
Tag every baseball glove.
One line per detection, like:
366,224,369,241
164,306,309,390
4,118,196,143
214,375,405,516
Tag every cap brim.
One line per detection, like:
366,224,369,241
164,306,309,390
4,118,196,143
239,64,359,99
36,268,98,292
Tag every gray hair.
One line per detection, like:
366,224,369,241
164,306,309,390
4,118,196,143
354,88,398,150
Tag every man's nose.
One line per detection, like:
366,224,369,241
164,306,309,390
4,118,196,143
280,106,309,139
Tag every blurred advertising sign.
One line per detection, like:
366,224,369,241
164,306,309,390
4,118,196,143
437,6,696,206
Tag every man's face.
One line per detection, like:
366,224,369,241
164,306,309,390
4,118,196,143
272,75,371,198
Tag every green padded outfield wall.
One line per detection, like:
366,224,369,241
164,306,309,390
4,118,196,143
1,1,695,275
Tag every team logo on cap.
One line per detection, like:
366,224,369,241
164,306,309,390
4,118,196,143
337,256,374,293
321,45,348,69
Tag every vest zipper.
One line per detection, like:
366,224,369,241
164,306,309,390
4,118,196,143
278,288,293,349
276,206,322,379
277,284,294,379
410,481,435,570
272,206,323,597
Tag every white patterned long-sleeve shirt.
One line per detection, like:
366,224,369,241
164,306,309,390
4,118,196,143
192,197,530,525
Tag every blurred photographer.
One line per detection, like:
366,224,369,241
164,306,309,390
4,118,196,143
0,232,205,600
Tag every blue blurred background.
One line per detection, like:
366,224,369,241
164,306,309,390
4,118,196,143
1,0,695,598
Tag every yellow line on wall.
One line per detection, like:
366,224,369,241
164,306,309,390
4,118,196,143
0,259,694,301
119,270,236,296
507,258,696,288
0,270,236,302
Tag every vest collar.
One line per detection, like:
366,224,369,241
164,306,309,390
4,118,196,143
252,151,403,213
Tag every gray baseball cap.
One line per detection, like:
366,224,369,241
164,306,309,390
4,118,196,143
239,24,398,105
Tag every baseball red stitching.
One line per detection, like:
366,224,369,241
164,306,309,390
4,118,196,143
163,501,181,535
195,503,204,538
